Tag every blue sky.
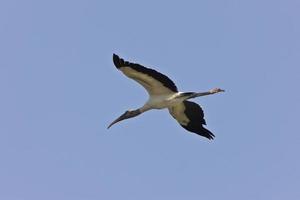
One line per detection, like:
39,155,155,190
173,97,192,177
1,0,300,199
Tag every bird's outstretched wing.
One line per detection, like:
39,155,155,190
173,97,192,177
113,54,178,95
168,101,215,140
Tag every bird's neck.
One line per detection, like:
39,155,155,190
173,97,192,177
129,109,142,118
138,104,151,113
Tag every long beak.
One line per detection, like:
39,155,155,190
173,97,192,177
107,113,127,129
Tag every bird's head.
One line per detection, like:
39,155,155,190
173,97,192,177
107,109,141,129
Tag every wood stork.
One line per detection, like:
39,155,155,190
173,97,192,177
108,54,224,140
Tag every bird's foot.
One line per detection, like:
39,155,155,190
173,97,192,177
210,88,225,94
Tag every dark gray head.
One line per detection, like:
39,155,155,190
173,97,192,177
107,109,141,129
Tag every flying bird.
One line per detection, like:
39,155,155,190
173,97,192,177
108,54,224,140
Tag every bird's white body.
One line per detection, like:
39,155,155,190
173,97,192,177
143,93,183,110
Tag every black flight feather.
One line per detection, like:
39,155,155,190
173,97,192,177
180,101,215,140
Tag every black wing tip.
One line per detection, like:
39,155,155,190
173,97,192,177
202,127,215,140
207,133,215,140
112,54,123,68
181,124,215,140
112,53,118,60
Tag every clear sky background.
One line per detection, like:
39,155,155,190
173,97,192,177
1,0,300,199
